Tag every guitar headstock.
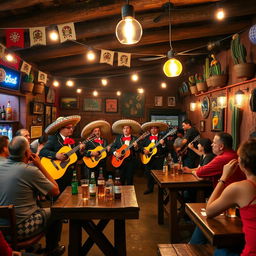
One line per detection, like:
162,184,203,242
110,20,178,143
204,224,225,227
166,128,177,137
141,130,150,138
87,134,97,142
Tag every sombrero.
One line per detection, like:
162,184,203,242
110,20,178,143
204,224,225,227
81,120,111,138
45,115,81,135
112,119,141,134
141,121,168,132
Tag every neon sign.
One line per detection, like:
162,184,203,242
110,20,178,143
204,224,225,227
0,65,20,91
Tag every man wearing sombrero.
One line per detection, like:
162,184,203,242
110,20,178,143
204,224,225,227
141,122,168,194
111,119,141,185
81,120,111,179
40,115,84,194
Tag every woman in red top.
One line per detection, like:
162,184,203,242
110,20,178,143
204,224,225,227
206,139,256,255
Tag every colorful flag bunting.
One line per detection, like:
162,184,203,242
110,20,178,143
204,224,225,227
5,29,24,48
0,44,6,58
57,23,76,43
38,71,47,84
20,61,31,75
29,27,46,47
118,52,131,67
100,49,114,66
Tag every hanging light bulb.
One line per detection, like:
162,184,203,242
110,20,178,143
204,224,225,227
5,53,14,62
131,73,139,82
93,90,98,96
137,88,144,94
66,80,74,87
53,80,59,87
116,91,122,96
49,30,59,41
161,82,167,88
101,79,108,86
76,88,82,94
87,50,96,61
216,8,225,20
115,2,143,45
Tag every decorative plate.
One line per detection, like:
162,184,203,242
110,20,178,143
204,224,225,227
201,96,210,119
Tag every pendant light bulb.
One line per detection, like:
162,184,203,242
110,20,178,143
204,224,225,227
116,4,143,45
163,51,182,77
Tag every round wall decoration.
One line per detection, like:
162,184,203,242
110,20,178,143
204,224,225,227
201,96,210,118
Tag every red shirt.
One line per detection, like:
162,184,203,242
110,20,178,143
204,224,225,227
0,231,12,256
196,149,245,187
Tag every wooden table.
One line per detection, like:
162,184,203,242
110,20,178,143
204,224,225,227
185,203,245,248
51,186,139,256
151,170,211,243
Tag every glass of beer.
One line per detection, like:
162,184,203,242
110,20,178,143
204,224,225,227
226,206,236,218
80,179,89,200
173,163,180,175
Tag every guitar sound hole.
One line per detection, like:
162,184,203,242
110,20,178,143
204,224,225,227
149,148,152,153
121,150,125,155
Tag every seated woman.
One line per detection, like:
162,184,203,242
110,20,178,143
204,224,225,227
206,139,256,255
183,138,215,174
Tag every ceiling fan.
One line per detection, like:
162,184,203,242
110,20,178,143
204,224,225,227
139,1,208,62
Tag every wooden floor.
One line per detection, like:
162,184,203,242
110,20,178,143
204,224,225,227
40,175,192,256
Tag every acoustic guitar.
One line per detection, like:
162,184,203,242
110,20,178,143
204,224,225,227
83,142,113,168
111,131,150,168
177,135,200,157
41,134,96,180
140,128,177,165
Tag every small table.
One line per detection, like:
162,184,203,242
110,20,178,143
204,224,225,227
51,186,139,256
185,203,245,247
151,170,211,243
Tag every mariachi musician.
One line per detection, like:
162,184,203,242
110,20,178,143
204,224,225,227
110,119,141,185
39,115,85,195
81,120,111,179
141,121,169,194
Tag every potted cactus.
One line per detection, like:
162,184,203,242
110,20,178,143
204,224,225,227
195,73,207,92
21,73,34,93
188,75,198,95
207,54,227,88
231,33,255,80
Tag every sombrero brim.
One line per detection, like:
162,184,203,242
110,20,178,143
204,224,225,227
45,115,81,135
141,122,168,132
112,119,141,134
81,120,111,138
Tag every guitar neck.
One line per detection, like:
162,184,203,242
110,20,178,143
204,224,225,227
124,132,150,152
99,143,113,154
179,135,200,154
151,128,177,149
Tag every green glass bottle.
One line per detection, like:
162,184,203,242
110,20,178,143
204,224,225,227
89,171,96,197
71,170,78,195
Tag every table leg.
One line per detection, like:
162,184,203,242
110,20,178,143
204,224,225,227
69,220,81,256
114,219,126,256
196,189,205,202
169,189,178,243
158,186,164,224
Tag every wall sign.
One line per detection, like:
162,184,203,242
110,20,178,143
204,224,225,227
0,64,21,91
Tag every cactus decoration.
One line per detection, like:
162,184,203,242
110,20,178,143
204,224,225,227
24,73,34,83
195,73,204,83
204,57,210,79
188,75,196,86
210,54,223,76
231,33,247,64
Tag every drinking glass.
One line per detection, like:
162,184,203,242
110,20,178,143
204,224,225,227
226,206,236,217
80,179,89,200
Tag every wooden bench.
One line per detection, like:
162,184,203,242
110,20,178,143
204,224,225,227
158,244,214,256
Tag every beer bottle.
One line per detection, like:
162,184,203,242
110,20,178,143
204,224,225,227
97,168,105,197
6,100,12,120
89,171,96,197
105,175,114,200
114,176,122,200
71,170,78,195
1,105,6,120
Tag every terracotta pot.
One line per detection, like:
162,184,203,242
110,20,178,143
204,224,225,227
206,77,213,88
196,82,207,92
210,74,227,88
21,82,34,93
189,85,198,95
233,63,255,80
33,82,45,94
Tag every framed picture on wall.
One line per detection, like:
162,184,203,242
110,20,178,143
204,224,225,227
200,120,205,132
51,106,57,122
211,98,224,132
45,105,51,127
154,96,163,107
168,97,176,107
31,102,44,115
83,98,102,111
60,97,78,109
30,126,42,139
105,98,118,113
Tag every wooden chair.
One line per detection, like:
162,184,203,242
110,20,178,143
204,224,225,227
0,205,44,250
158,244,214,256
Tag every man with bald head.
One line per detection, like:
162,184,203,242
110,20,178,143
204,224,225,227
0,136,65,256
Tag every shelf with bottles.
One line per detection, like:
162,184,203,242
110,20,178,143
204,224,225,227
0,124,14,140
0,93,19,121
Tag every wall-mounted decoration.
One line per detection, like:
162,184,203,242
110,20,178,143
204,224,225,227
200,96,210,119
168,96,176,107
200,120,205,132
0,64,21,91
30,126,42,139
83,98,102,112
46,86,55,104
105,98,118,113
45,105,51,127
121,93,144,117
51,106,57,121
60,97,78,109
154,96,163,107
211,98,224,132
31,101,44,115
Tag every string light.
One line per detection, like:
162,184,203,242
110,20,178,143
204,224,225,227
66,80,74,87
93,90,98,96
76,88,82,93
53,80,59,87
116,91,122,96
161,82,167,88
131,73,139,82
216,8,225,20
49,30,59,41
5,54,14,62
87,50,96,61
101,79,108,86
137,88,144,94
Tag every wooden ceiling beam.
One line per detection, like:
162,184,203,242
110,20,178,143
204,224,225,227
0,0,52,11
0,0,219,27
20,19,250,62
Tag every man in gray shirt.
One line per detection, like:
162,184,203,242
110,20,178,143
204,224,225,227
0,136,65,256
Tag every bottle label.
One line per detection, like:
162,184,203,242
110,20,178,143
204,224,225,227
71,182,78,194
114,186,121,194
98,180,105,186
105,186,113,194
89,184,96,193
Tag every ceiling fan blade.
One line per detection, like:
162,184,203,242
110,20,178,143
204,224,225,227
139,56,166,61
176,52,208,56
